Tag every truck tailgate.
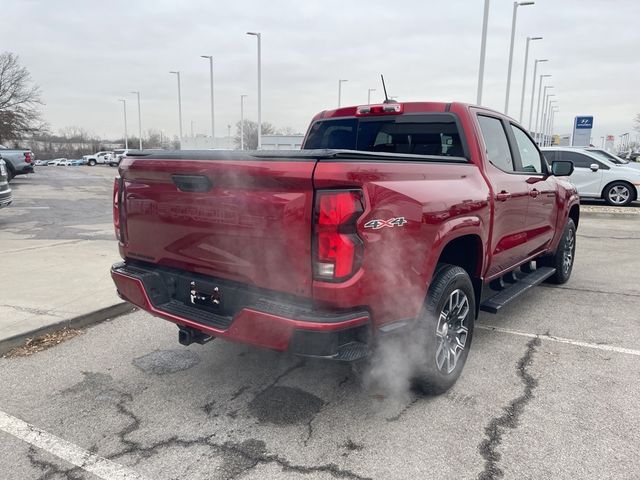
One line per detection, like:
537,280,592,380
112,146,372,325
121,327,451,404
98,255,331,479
119,156,316,297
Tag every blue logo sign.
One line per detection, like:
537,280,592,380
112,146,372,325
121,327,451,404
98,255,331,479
575,116,593,129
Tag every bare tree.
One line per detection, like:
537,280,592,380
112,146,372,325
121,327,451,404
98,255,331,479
234,120,275,150
0,52,45,143
634,113,640,132
277,126,301,135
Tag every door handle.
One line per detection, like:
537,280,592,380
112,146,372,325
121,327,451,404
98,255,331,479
496,191,511,202
529,188,540,198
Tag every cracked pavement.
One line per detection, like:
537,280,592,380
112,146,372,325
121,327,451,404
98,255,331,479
1,176,640,478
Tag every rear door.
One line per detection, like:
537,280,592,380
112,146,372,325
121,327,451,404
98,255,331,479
120,155,316,297
475,114,531,278
557,150,605,197
507,123,556,255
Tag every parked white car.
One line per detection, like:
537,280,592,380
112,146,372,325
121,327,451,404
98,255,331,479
58,159,73,166
542,147,640,206
47,158,66,166
111,149,129,166
586,148,640,171
83,151,114,166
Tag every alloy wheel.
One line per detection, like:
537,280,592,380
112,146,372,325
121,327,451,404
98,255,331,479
563,228,575,275
435,289,470,374
608,185,630,205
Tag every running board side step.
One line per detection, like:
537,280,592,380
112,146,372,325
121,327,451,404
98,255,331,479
480,267,556,314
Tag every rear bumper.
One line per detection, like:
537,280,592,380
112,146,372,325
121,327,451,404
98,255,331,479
16,164,34,175
111,262,370,359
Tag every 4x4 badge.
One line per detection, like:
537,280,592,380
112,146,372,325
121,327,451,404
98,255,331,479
364,217,407,229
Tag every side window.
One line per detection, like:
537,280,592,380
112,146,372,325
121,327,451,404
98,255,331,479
559,151,592,169
477,115,514,172
510,124,543,173
542,150,556,163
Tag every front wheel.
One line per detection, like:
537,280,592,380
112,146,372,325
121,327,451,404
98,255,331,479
539,218,576,284
412,264,475,395
88,159,96,166
604,182,634,206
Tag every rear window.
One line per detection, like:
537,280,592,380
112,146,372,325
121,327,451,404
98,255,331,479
303,115,465,158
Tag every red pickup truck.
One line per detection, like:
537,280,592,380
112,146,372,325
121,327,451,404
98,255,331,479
111,101,579,393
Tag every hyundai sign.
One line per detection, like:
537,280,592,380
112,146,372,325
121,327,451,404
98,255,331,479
572,115,593,146
575,116,593,129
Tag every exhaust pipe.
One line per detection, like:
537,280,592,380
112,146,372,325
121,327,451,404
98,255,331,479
178,326,214,346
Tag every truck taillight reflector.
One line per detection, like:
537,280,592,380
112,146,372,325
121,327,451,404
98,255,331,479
24,152,33,163
314,190,363,281
356,103,403,116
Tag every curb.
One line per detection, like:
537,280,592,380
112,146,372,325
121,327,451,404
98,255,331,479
0,302,136,356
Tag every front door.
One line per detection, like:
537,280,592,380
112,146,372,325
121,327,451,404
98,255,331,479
476,114,531,278
507,124,556,255
558,150,605,197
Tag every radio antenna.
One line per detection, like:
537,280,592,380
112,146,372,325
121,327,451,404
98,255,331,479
381,74,390,102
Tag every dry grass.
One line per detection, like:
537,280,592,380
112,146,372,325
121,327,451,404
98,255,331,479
2,327,85,358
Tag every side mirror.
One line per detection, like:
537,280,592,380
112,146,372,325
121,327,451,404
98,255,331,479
551,160,574,176
589,163,599,172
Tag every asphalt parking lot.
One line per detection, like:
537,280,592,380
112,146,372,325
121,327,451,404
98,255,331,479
1,167,639,479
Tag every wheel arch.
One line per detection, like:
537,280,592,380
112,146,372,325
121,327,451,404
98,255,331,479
433,233,484,317
568,203,580,228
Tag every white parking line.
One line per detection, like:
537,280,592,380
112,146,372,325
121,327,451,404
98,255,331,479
0,410,146,480
477,324,640,357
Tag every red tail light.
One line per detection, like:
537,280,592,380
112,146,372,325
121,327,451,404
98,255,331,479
113,177,122,241
24,152,33,163
314,190,364,281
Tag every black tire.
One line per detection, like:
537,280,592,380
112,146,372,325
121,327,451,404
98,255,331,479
538,218,576,284
6,165,15,182
412,264,475,395
88,159,96,166
603,181,634,206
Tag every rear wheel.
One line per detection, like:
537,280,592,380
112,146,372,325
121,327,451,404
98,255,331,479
603,182,634,206
6,165,15,182
539,218,576,284
412,264,475,395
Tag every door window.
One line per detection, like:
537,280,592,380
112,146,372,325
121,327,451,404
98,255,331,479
557,151,597,169
477,116,514,172
510,125,543,173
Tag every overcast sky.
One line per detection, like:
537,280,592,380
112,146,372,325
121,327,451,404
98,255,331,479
3,0,639,144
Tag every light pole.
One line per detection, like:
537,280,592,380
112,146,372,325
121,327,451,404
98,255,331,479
200,55,215,147
118,99,128,149
518,36,542,123
476,0,490,105
246,32,262,149
240,94,247,150
504,1,535,115
169,71,183,144
541,94,555,145
367,88,376,104
338,79,348,107
130,91,142,149
534,76,551,143
528,59,548,131
548,106,558,146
